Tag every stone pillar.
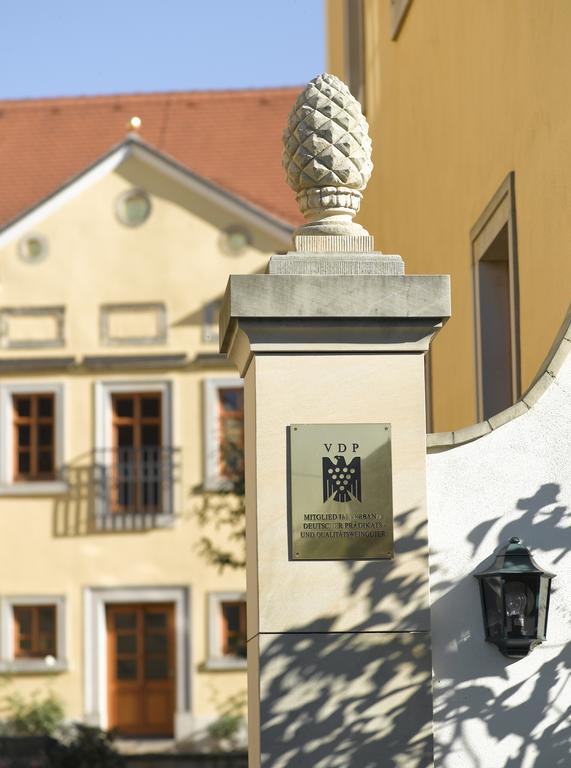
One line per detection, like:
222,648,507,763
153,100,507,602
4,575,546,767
220,74,451,768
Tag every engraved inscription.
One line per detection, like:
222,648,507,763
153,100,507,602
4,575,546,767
289,424,393,560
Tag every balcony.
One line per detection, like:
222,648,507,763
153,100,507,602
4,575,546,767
94,447,180,531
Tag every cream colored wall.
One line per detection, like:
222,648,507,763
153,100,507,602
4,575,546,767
0,156,279,729
327,0,571,431
1,157,274,357
0,380,245,718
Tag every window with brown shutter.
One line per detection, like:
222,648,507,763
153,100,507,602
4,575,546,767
12,394,56,481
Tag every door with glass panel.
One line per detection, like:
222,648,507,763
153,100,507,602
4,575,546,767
106,603,175,736
111,393,162,514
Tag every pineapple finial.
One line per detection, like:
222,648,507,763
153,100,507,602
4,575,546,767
283,73,374,251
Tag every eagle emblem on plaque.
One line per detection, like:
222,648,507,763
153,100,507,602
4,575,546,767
322,455,362,503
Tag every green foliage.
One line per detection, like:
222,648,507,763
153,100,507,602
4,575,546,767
51,724,125,768
0,690,64,737
208,712,243,743
207,691,246,748
196,441,246,571
0,689,123,766
220,440,245,497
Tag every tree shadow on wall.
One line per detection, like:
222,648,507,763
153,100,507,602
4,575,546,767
258,507,435,768
255,485,569,768
431,483,570,768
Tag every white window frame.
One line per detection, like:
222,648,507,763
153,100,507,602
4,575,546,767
0,595,68,673
94,380,174,525
83,586,191,739
206,592,247,670
202,299,222,344
0,382,67,495
203,377,244,491
471,172,520,421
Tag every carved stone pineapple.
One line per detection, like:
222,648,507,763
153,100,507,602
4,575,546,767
282,73,373,235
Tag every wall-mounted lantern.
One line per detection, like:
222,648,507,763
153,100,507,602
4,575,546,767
474,537,554,659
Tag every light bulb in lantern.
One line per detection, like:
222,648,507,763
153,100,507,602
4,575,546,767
506,591,527,626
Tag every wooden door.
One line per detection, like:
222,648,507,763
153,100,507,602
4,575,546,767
106,603,175,737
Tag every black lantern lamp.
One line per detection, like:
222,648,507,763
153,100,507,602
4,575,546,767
475,537,555,659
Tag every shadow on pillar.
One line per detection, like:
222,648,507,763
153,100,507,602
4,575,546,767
259,508,434,768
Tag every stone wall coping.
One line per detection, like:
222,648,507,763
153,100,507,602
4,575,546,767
427,312,571,453
220,273,451,353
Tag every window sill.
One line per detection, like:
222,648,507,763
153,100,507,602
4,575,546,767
203,478,240,493
204,657,247,671
0,658,68,674
95,513,175,532
0,481,68,496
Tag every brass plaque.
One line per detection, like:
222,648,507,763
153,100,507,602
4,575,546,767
288,423,393,560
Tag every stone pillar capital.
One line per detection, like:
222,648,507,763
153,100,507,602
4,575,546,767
220,273,451,376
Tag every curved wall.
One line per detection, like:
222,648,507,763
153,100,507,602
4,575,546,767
427,335,571,766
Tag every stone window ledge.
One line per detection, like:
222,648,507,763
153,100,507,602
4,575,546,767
94,513,176,532
0,659,68,674
203,658,247,672
0,481,69,496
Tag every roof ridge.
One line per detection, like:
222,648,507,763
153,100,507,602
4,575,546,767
0,85,302,109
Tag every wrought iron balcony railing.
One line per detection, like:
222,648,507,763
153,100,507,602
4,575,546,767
94,447,180,529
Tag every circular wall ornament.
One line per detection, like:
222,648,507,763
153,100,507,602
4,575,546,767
115,189,152,227
18,233,49,264
221,225,251,255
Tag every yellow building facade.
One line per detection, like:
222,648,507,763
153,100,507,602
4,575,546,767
0,136,291,743
327,0,571,431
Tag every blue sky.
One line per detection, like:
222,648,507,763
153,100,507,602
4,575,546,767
1,0,325,100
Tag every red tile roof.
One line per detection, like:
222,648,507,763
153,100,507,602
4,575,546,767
0,88,303,229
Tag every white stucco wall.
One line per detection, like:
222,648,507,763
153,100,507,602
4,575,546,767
427,354,571,768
